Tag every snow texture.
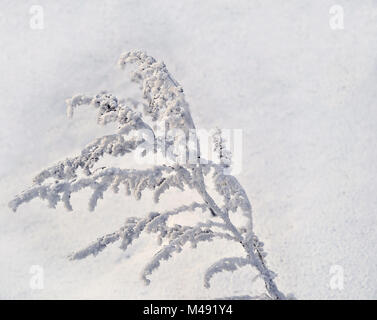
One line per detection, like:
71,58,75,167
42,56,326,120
1,0,377,299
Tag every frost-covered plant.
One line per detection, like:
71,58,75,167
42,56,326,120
9,50,286,300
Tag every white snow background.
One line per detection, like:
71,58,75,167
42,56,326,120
1,0,377,299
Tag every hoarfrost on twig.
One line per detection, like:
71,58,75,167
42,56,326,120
9,50,288,300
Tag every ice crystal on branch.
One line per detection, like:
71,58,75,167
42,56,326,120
9,50,287,300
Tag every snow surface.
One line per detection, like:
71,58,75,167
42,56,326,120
1,0,377,299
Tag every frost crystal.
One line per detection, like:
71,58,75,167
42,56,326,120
9,50,287,300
